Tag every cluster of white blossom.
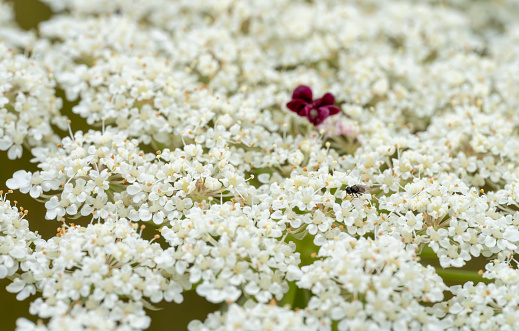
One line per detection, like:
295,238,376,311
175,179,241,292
433,280,519,330
7,128,301,304
0,43,67,159
295,235,447,330
0,192,39,282
430,253,519,330
2,0,519,329
161,202,301,304
16,301,152,331
0,2,34,49
188,302,325,331
1,194,189,330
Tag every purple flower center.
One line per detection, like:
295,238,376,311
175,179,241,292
286,85,340,126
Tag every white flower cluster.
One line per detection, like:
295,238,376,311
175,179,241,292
433,280,519,330
6,129,252,221
30,13,293,154
161,203,300,304
0,1,34,49
295,235,447,331
431,253,519,330
1,196,189,330
0,43,67,159
376,174,519,268
188,302,325,331
7,128,301,304
0,193,38,282
16,301,151,331
2,0,519,329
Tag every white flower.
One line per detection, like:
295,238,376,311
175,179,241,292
292,187,321,211
436,280,519,331
188,302,326,331
288,150,305,166
6,170,41,198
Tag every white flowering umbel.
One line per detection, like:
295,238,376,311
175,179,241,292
161,203,300,304
429,253,519,330
0,193,38,285
0,1,35,49
16,301,152,331
187,302,326,331
433,280,519,331
5,213,189,330
4,0,519,329
295,235,447,331
0,44,67,159
6,129,258,223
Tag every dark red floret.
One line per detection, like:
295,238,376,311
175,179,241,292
286,85,340,125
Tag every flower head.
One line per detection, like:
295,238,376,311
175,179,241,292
286,85,340,125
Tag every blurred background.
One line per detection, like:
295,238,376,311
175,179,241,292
0,0,219,329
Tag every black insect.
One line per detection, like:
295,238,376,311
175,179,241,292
345,185,370,197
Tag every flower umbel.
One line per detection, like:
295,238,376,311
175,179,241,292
5,0,519,330
286,85,340,125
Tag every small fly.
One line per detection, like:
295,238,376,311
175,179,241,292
344,184,371,198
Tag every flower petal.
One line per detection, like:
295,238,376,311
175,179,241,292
324,105,341,115
320,92,335,105
504,229,519,242
287,99,310,116
292,85,313,103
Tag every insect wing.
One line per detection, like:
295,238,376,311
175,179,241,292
356,184,371,194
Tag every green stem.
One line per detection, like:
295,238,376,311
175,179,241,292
279,281,297,307
419,246,438,259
